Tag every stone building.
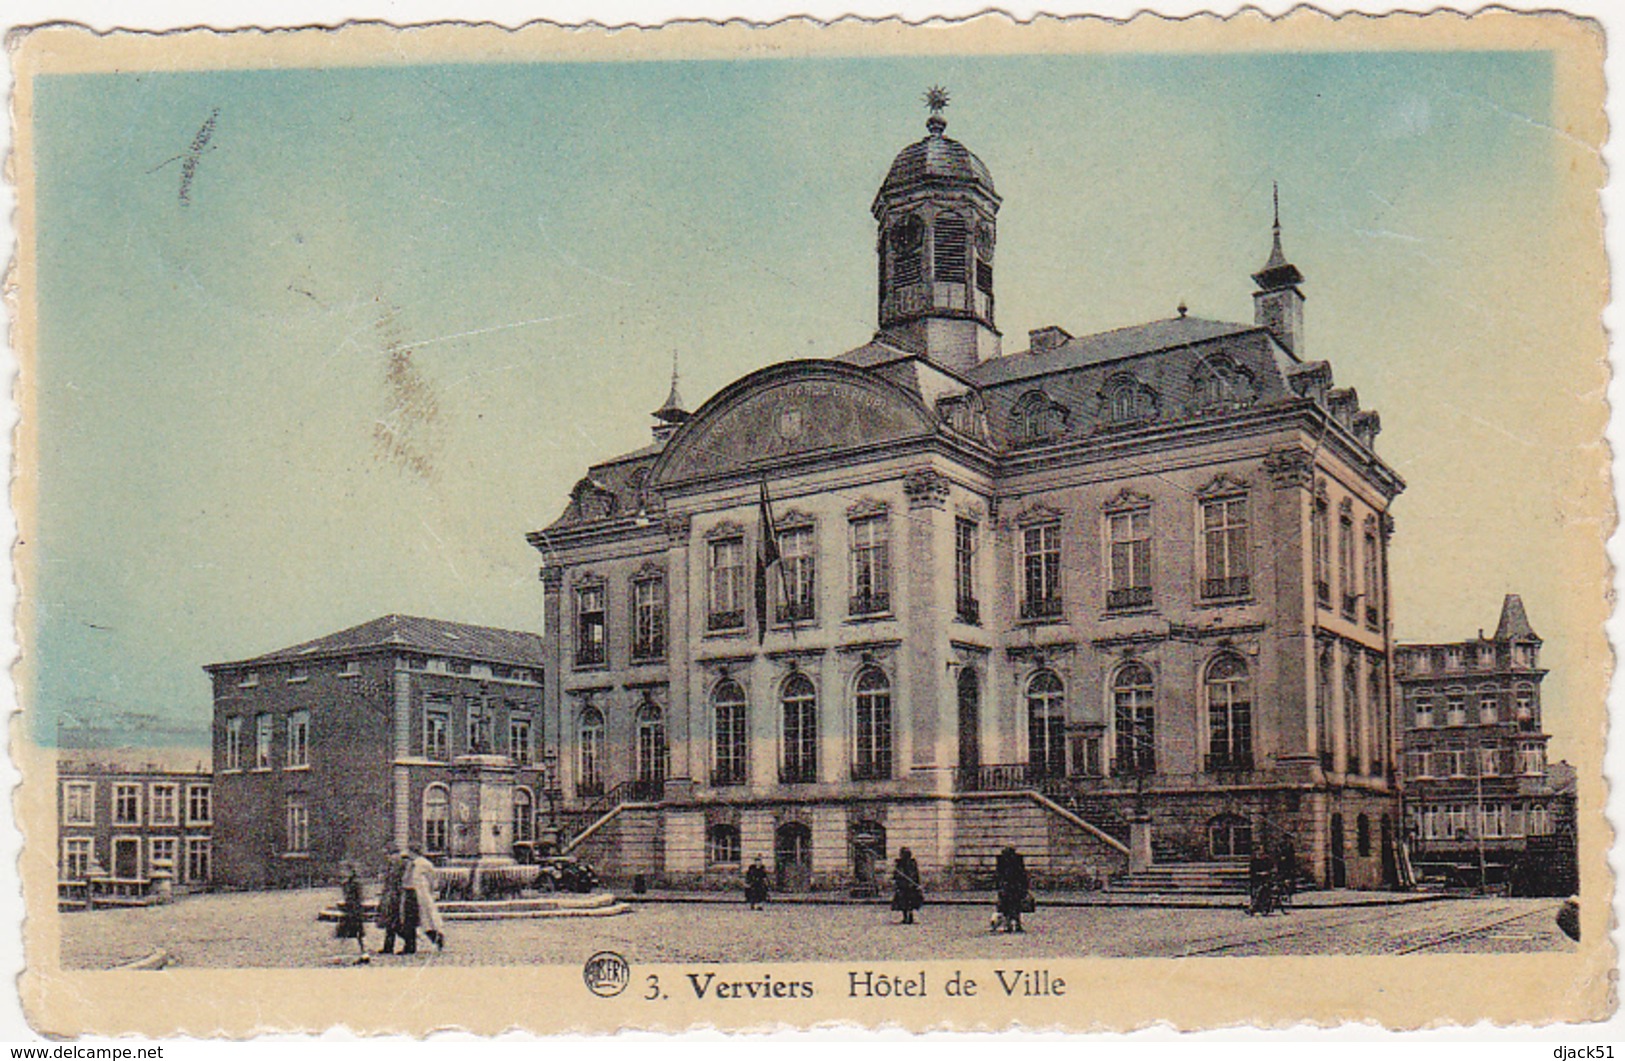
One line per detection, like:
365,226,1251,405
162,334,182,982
56,752,213,904
1395,595,1573,888
529,98,1405,891
205,615,546,887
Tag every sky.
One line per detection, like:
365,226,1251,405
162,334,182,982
26,47,1600,761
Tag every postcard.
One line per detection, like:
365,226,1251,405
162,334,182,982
9,8,1614,1035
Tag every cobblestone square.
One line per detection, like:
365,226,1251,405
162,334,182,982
58,890,1576,970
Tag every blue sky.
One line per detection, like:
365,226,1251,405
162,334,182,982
30,48,1594,758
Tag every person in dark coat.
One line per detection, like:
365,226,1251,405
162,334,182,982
994,846,1029,933
744,855,770,910
376,851,406,955
1247,847,1276,916
1275,838,1297,913
334,862,370,964
890,847,923,924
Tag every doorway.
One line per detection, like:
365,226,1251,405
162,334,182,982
1380,814,1398,888
113,837,140,879
775,822,812,892
1329,813,1348,888
957,667,981,777
850,820,887,897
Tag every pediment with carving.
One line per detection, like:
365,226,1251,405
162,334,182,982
1196,472,1251,498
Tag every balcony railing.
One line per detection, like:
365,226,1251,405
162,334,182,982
1204,752,1255,773
575,644,606,668
575,779,604,799
707,609,745,632
956,596,981,625
778,762,817,785
849,591,891,617
631,640,665,664
1020,596,1064,621
777,599,815,624
850,760,893,782
710,765,746,787
626,777,665,802
1111,760,1157,778
1202,575,1250,600
1106,586,1153,611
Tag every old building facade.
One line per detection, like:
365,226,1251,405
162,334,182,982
529,101,1405,891
1395,595,1573,887
205,615,547,887
57,754,214,901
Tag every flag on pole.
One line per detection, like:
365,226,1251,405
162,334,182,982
755,480,781,645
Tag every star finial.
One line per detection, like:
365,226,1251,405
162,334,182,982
924,85,950,135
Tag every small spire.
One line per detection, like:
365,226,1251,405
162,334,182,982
1264,181,1288,270
924,85,950,136
1177,301,1188,318
1252,180,1303,290
653,351,689,424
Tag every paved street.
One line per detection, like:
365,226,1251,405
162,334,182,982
58,889,1575,969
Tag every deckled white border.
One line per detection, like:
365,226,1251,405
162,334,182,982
0,0,1619,1048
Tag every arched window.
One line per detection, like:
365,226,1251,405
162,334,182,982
1316,642,1333,766
781,673,818,784
1113,663,1155,775
577,706,605,797
512,787,534,843
1012,390,1066,445
1206,654,1253,772
706,823,741,865
713,680,747,787
1344,661,1361,773
636,702,666,787
1027,670,1067,779
422,784,449,854
853,667,893,781
1208,813,1252,858
1102,373,1157,425
1191,355,1256,412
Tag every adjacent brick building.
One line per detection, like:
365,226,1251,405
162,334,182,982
57,752,213,894
205,615,547,887
1396,595,1575,888
527,100,1405,891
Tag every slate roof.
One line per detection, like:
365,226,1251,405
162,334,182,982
209,615,545,669
969,316,1263,386
1495,594,1540,642
873,129,997,210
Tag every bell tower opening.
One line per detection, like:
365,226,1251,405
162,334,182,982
872,87,1002,374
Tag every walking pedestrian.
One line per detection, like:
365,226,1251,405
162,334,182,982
334,862,370,964
399,846,446,954
1247,846,1277,917
376,851,406,955
890,847,923,925
1275,837,1297,913
993,846,1029,933
744,855,770,910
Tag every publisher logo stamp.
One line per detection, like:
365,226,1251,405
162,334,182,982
583,951,631,998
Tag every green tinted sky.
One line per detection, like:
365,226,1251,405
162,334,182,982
33,49,1590,755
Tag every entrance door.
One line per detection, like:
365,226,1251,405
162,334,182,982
1329,814,1348,889
1379,815,1398,889
113,838,140,879
957,667,981,777
775,823,812,892
850,821,887,897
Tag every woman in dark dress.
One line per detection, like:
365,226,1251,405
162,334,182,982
994,846,1029,933
743,855,770,910
890,847,923,925
335,862,370,964
375,851,405,954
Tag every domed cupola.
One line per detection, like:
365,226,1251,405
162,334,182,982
871,87,1002,374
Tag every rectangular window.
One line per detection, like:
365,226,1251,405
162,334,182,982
1020,523,1062,619
1520,744,1545,776
425,698,451,761
224,717,243,770
339,659,361,678
287,710,310,768
1414,697,1434,729
63,837,93,880
777,527,817,624
1107,508,1153,610
467,697,491,754
632,578,667,660
708,539,747,630
187,784,212,825
62,781,95,826
285,795,309,854
849,517,892,616
113,783,140,825
254,713,273,769
1201,496,1250,599
149,837,178,873
1479,692,1499,725
149,783,178,826
1363,527,1382,627
1338,511,1357,617
288,664,308,683
1312,497,1331,607
1447,748,1467,777
509,714,532,764
1445,693,1467,727
954,517,979,624
186,838,211,883
238,670,259,688
576,584,607,665
1480,746,1501,777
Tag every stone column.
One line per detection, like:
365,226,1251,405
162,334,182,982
392,658,413,854
904,468,951,782
1262,446,1316,782
449,754,518,866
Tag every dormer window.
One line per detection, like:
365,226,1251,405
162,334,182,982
1191,355,1257,413
1101,373,1157,426
1012,390,1067,445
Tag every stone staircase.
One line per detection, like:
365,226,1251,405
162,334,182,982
1113,860,1251,895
